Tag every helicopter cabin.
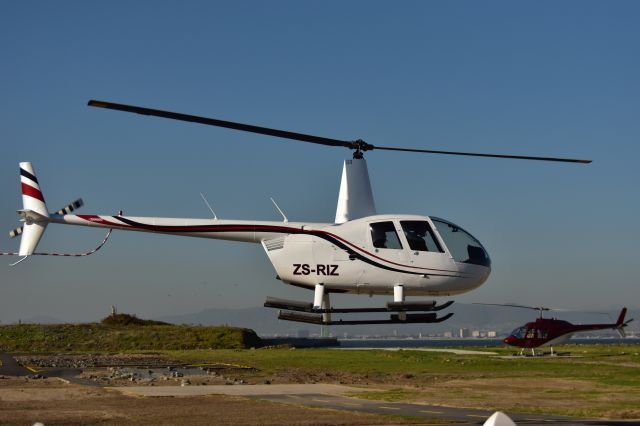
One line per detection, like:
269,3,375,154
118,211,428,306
367,217,491,268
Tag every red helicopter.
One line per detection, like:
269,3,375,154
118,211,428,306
478,304,632,356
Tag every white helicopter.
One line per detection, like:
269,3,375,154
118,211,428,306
2,101,590,325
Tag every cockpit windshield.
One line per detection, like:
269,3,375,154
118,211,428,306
431,218,491,267
510,326,527,339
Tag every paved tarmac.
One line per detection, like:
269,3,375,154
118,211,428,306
0,353,30,376
0,353,97,385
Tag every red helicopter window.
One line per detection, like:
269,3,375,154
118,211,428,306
400,221,443,253
526,329,537,339
369,222,403,250
511,326,527,339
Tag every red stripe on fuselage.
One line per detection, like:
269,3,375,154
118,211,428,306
113,217,464,275
21,183,45,202
77,215,128,227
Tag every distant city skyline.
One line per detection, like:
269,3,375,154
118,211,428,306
1,1,639,324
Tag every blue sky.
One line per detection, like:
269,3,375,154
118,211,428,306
1,1,638,323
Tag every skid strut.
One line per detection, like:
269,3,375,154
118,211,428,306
264,296,454,325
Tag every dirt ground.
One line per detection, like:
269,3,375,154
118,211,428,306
368,377,640,420
0,377,411,426
3,352,639,423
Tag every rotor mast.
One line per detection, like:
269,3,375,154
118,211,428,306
334,157,376,224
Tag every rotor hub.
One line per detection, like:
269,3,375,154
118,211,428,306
351,139,374,159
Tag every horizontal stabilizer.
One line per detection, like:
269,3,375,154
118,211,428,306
9,198,83,238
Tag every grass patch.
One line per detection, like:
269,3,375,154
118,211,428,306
0,323,260,351
100,313,169,326
161,344,640,419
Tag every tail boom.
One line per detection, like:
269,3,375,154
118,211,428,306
48,213,313,243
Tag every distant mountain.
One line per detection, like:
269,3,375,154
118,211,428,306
158,305,639,338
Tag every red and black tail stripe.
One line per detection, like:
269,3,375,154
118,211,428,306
20,167,45,202
20,168,39,184
21,183,45,202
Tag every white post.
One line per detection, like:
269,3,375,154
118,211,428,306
321,293,332,337
394,284,406,321
393,285,404,302
313,284,325,309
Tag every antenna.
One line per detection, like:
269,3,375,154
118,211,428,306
200,193,218,220
270,197,288,223
9,256,29,267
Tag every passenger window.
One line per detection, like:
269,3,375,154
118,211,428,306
400,221,444,252
369,222,403,250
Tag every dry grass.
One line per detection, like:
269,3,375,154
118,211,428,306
0,378,414,426
354,376,640,420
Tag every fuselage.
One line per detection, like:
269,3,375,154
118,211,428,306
49,212,491,297
503,317,623,348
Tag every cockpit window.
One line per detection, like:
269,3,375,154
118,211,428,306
400,221,443,252
511,326,527,339
431,218,491,267
369,221,403,249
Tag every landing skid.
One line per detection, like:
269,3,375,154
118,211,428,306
264,297,454,325
515,349,572,357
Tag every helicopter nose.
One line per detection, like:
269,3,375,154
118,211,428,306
503,336,515,345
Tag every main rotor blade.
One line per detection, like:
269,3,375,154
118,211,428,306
88,100,591,164
88,100,353,149
473,303,551,311
375,146,591,163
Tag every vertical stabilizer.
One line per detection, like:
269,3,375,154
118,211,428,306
18,162,49,256
334,158,376,223
616,307,627,326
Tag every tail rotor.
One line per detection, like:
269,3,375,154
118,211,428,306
2,163,112,265
615,308,634,338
